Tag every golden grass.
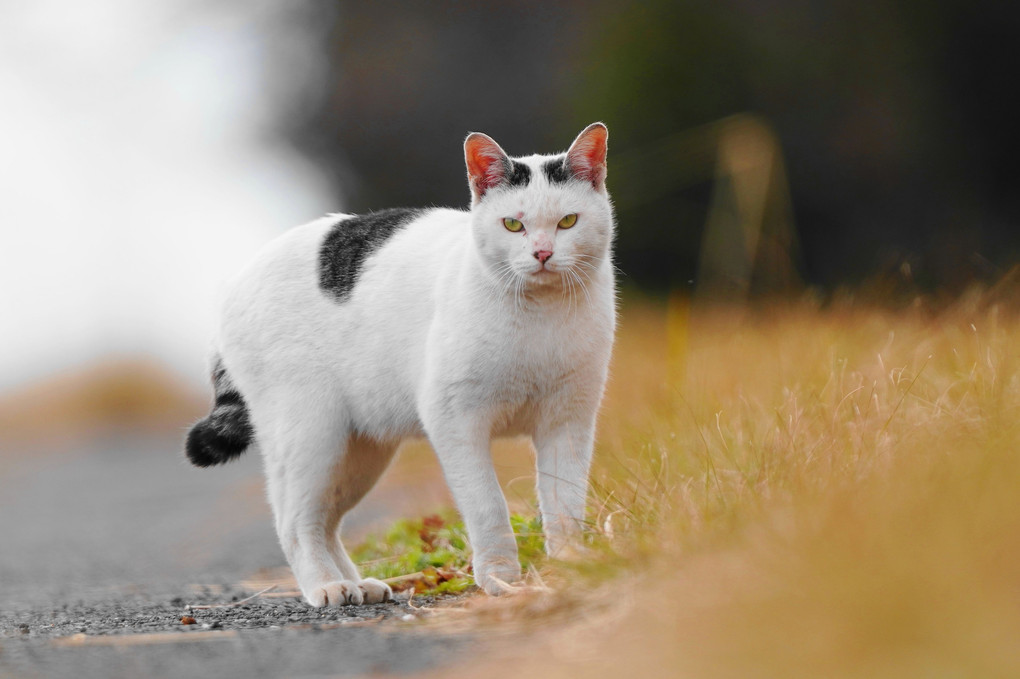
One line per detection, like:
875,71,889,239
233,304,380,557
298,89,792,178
439,294,1020,678
0,358,205,449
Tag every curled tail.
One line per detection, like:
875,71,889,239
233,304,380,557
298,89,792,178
186,357,254,467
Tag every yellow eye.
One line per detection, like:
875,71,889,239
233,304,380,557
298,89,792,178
558,213,578,229
503,217,524,232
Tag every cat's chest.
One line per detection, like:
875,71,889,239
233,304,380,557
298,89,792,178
445,306,607,400
424,265,614,417
489,332,574,392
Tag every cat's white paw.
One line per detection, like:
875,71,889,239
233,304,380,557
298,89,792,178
305,580,364,607
358,577,393,604
473,556,522,596
303,578,393,606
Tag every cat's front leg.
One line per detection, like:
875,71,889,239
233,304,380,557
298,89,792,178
533,412,598,557
422,415,520,594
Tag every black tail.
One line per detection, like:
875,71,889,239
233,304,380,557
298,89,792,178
186,357,254,467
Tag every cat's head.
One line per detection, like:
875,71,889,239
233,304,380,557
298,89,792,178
464,123,613,292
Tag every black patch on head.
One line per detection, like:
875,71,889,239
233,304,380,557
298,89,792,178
318,208,421,302
504,160,532,188
186,357,253,467
542,156,573,184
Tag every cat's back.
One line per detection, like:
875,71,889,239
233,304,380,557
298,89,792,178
218,213,344,332
218,207,468,360
225,208,462,300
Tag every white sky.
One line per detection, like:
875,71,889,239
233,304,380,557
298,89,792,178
0,1,336,392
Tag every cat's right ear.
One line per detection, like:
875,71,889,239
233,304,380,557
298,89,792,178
465,132,511,203
565,122,609,192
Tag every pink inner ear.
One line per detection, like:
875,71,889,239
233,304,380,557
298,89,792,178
566,124,608,189
465,134,508,197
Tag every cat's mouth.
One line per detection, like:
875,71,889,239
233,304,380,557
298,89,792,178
529,263,559,277
525,264,565,286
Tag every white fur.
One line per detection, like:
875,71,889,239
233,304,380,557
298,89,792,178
213,127,615,605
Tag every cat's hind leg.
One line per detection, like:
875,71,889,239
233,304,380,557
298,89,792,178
322,434,398,604
260,404,386,607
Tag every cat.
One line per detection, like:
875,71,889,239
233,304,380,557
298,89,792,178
185,123,616,606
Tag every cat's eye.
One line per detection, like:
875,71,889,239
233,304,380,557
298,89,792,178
503,217,524,232
558,213,578,229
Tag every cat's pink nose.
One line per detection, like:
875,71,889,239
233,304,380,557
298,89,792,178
533,250,553,264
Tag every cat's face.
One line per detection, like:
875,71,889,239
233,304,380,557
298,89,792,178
465,124,613,292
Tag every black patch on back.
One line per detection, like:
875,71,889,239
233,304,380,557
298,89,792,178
542,156,573,184
318,208,421,302
504,159,532,188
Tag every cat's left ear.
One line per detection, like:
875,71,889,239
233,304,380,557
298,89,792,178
465,132,511,203
566,122,609,192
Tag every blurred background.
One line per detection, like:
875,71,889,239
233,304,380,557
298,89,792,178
1,0,1018,604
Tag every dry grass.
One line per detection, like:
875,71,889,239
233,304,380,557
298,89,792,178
439,293,1020,678
0,358,205,449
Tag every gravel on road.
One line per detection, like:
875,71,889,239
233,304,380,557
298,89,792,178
0,587,472,678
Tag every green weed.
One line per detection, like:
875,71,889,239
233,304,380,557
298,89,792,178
353,512,546,594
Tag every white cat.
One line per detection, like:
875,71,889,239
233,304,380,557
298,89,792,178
186,123,616,606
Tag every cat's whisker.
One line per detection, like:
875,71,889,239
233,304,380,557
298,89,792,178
566,270,579,316
489,263,524,317
574,263,600,300
571,257,601,278
572,256,601,273
494,266,517,305
570,268,593,312
555,266,572,312
558,272,572,312
506,280,521,314
571,253,602,266
568,270,581,311
573,269,586,314
575,263,597,286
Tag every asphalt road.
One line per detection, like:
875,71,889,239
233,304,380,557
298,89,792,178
0,432,471,678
